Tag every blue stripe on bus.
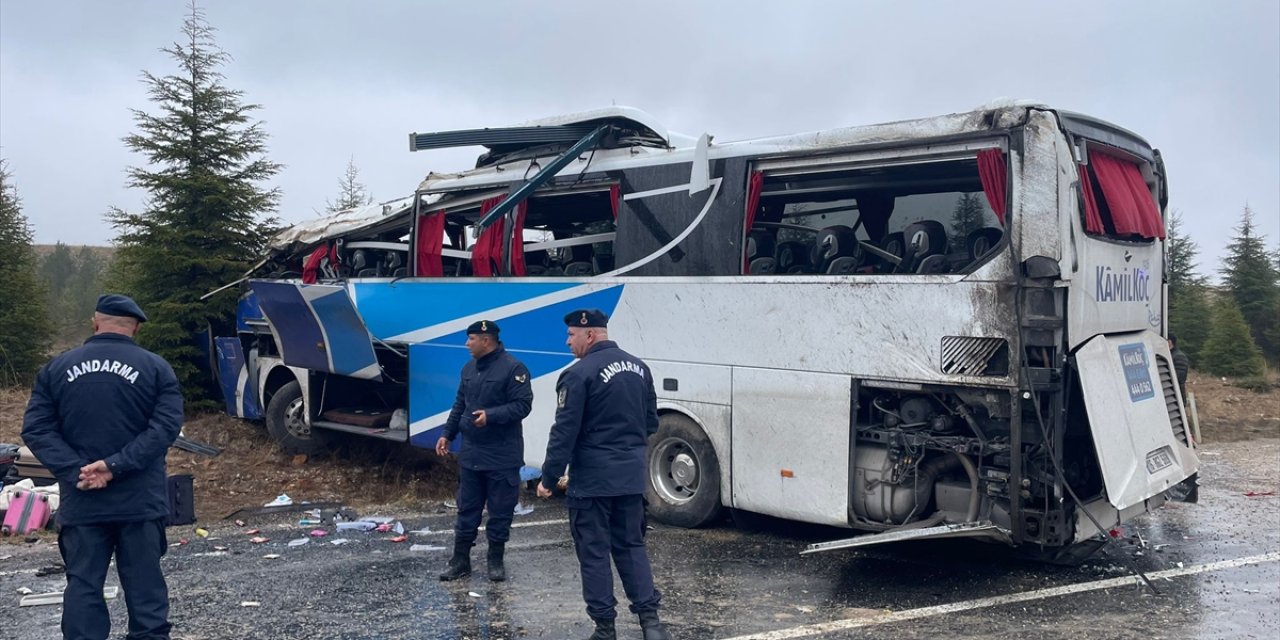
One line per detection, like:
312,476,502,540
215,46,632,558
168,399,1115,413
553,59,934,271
251,281,330,372
352,281,582,340
308,288,379,377
407,285,624,430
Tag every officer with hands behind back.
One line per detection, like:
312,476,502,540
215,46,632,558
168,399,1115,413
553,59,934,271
537,309,673,640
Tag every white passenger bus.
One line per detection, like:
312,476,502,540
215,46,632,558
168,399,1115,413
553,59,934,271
220,101,1198,555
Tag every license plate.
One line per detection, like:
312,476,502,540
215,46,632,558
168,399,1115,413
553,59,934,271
1146,446,1174,474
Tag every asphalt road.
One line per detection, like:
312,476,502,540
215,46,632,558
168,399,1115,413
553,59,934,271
3,439,1277,639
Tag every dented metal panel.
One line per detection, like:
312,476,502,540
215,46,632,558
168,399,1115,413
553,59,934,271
1074,331,1199,510
802,521,1013,554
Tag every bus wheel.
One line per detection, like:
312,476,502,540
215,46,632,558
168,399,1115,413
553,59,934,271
646,413,722,528
265,381,328,455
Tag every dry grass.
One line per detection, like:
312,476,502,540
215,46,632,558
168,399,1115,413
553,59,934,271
1187,369,1280,442
2,387,457,521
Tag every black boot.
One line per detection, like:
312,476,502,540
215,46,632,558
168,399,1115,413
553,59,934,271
438,540,472,581
487,542,506,582
638,610,673,640
585,617,616,640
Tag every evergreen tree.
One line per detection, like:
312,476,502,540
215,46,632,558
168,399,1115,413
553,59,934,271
1219,206,1280,364
1199,295,1266,378
1165,212,1210,360
108,3,281,404
0,162,53,386
325,157,374,213
949,192,987,248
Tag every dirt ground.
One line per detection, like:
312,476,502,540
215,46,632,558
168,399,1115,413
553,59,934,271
0,387,458,522
1,369,1276,523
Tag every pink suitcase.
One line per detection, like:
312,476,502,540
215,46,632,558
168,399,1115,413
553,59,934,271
2,490,52,536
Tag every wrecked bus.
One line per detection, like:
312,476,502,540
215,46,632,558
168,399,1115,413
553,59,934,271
213,102,1198,556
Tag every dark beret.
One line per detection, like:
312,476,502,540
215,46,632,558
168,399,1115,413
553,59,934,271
95,294,148,322
466,319,500,336
563,309,608,328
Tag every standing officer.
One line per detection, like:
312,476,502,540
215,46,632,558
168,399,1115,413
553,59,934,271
22,294,184,640
537,309,672,640
436,319,533,582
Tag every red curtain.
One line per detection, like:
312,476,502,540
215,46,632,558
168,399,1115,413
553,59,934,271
744,171,764,235
609,184,620,220
1078,164,1105,235
510,201,529,276
1090,153,1165,239
415,211,446,277
472,195,507,276
742,171,764,271
302,244,329,284
977,149,1007,226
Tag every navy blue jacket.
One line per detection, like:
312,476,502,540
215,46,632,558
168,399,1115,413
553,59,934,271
541,341,659,498
21,333,184,526
443,346,533,471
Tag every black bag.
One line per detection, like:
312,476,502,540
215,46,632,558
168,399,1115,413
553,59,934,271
164,474,196,526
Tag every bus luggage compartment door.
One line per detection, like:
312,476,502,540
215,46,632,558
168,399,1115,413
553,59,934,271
1074,331,1199,511
248,280,381,381
731,368,851,526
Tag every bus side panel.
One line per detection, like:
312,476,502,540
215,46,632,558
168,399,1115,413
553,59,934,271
731,367,851,526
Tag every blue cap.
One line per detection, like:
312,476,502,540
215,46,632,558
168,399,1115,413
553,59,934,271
564,309,608,328
95,294,148,322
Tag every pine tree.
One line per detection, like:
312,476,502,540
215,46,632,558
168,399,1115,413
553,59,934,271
1165,212,1210,360
0,162,53,386
1219,205,1280,364
949,192,987,248
325,157,374,213
1199,296,1266,378
108,3,281,404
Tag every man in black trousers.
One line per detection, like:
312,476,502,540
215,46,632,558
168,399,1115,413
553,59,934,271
436,319,534,582
23,294,184,640
538,309,672,640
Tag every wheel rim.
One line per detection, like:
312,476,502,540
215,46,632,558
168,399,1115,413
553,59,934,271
650,436,700,504
284,396,310,438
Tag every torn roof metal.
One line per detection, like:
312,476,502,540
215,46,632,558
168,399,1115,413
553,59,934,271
413,101,1078,195
267,195,424,253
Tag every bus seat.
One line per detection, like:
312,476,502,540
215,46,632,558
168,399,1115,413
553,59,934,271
815,225,861,272
877,231,906,272
351,250,377,278
563,262,594,277
747,230,777,262
899,221,947,273
526,265,548,276
826,256,860,274
775,241,812,273
967,227,1003,262
917,254,949,274
749,257,777,274
385,251,405,277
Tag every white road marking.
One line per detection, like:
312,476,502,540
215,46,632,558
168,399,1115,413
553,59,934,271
419,518,569,535
723,551,1280,640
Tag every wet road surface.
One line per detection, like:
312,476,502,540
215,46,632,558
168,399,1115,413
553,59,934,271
3,439,1277,639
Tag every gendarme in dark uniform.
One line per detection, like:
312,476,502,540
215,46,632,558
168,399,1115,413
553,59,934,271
539,309,672,640
22,294,183,640
436,319,533,582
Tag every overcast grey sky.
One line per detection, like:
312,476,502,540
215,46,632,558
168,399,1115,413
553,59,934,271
2,0,1277,276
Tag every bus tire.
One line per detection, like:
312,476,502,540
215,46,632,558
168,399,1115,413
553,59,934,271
265,381,328,455
646,413,723,528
